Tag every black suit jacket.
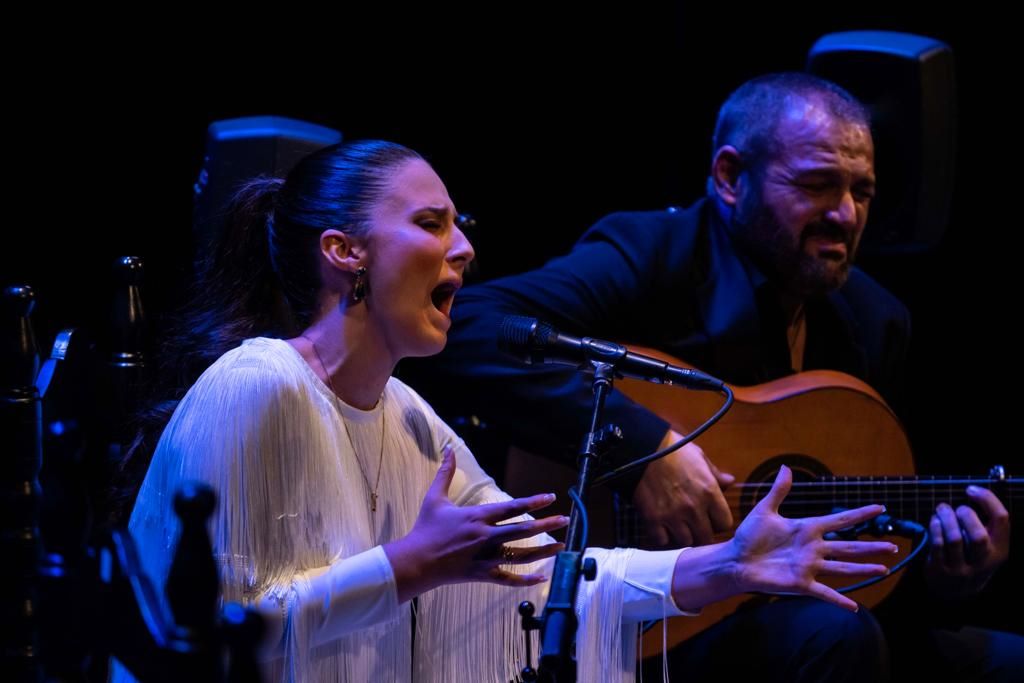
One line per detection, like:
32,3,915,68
404,198,911,490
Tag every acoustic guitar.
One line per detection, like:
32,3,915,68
502,346,1020,658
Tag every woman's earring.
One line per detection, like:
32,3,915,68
352,266,368,302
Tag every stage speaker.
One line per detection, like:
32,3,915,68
192,116,342,250
808,31,956,254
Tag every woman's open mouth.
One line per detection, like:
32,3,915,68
430,282,459,318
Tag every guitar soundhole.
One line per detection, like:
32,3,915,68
743,455,835,520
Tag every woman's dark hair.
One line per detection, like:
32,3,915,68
111,140,423,521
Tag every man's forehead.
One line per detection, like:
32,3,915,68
775,100,874,164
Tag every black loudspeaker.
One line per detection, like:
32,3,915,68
192,116,342,251
808,31,956,254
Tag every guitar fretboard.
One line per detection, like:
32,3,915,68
614,475,1020,547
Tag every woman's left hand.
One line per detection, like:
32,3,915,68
729,465,895,611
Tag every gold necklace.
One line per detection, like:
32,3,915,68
303,334,386,513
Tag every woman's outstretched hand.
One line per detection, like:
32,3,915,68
672,465,896,612
384,446,568,603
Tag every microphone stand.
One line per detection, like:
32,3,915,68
519,361,621,682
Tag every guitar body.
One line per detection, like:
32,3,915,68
504,347,916,657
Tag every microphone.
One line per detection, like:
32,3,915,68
498,315,724,391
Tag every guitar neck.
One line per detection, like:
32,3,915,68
615,475,1022,548
759,475,1023,523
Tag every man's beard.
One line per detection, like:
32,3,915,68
731,190,855,298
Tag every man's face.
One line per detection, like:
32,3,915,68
732,101,876,297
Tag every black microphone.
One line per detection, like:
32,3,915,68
498,315,724,391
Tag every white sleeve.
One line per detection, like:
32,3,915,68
589,546,699,622
251,545,400,658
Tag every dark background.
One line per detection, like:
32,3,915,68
4,7,1019,629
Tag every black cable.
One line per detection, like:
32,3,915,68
567,486,588,550
593,385,734,487
838,522,930,594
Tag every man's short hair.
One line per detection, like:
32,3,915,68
712,72,870,172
